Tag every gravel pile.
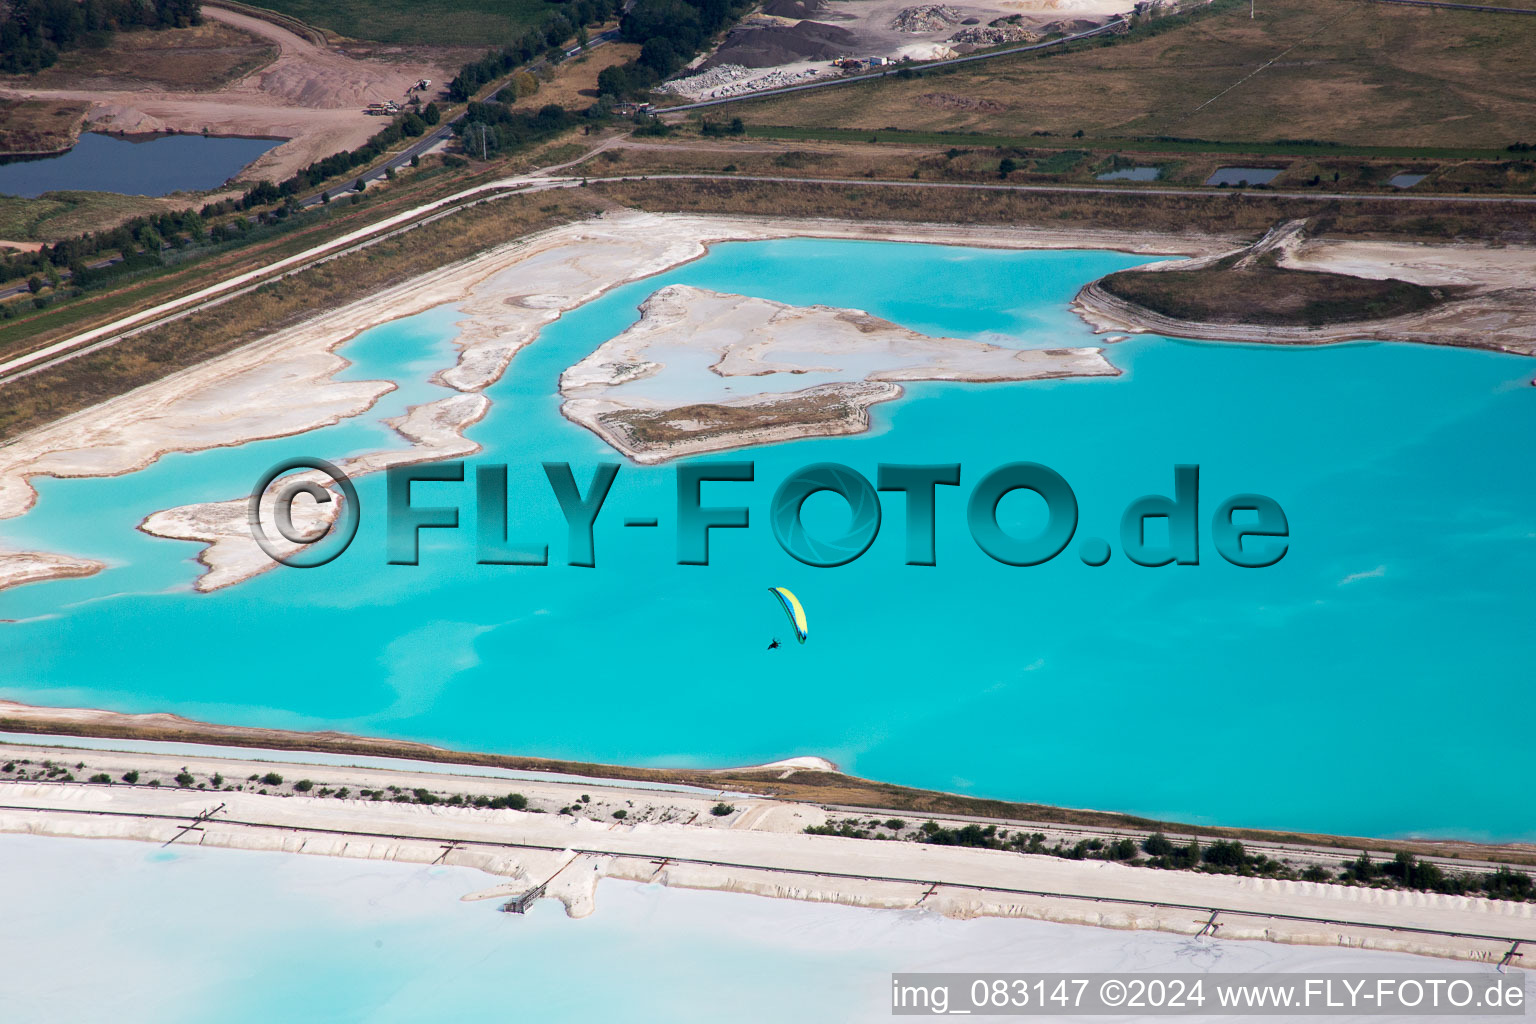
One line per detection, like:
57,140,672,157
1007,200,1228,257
664,64,830,100
948,24,1035,44
658,63,756,96
890,4,963,32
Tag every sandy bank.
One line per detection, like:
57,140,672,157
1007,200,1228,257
560,284,1117,462
140,391,488,591
0,549,104,596
1074,222,1536,361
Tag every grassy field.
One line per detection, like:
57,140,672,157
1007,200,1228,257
591,176,1536,242
0,192,176,243
712,0,1536,151
245,0,562,45
580,132,1536,199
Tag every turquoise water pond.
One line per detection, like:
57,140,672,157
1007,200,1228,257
2,239,1532,841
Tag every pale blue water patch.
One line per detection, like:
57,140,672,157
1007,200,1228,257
0,132,282,198
1206,166,1284,186
3,835,1522,1024
1389,173,1428,189
1096,166,1161,181
1,239,1533,841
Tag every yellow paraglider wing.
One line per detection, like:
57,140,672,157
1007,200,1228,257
768,587,808,644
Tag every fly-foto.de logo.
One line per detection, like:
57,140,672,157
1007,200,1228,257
249,459,1289,570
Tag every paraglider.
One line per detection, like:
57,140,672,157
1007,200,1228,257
767,587,808,645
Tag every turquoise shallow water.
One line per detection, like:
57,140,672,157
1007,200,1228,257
2,239,1533,841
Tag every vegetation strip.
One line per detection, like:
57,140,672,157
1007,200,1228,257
3,709,1533,868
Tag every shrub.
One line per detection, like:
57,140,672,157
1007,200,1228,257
261,772,283,786
885,819,906,831
89,773,112,784
122,770,140,784
613,809,628,819
175,771,195,788
293,779,313,792
413,788,438,805
1483,867,1534,901
507,793,528,810
710,803,735,816
1202,840,1247,869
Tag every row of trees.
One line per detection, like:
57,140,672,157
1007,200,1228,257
0,205,207,284
453,102,578,159
0,0,200,73
445,0,624,102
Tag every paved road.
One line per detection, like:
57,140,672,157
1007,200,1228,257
661,19,1129,113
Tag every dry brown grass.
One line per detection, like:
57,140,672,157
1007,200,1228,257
591,176,1536,243
527,42,641,110
716,0,1536,150
0,99,87,156
1,21,278,92
591,134,1536,196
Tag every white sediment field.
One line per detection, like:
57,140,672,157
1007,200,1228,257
560,284,1118,463
1,753,1532,965
0,211,1231,595
8,835,1527,1024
